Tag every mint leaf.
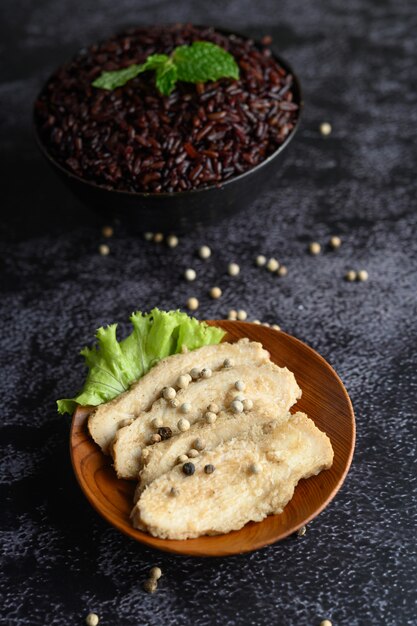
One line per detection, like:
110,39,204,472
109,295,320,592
92,41,239,95
92,54,170,90
155,61,178,96
57,308,225,414
173,41,239,83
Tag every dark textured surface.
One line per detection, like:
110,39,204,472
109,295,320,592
1,1,417,625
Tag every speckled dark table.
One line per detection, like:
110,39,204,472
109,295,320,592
1,1,416,625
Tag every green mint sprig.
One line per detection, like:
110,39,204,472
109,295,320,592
92,41,240,96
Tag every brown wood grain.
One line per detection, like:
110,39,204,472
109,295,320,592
70,321,355,557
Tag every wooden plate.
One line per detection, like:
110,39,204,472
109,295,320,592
70,321,355,557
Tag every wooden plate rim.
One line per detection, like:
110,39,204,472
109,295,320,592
70,322,355,557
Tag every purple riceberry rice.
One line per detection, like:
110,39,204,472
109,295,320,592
34,24,299,194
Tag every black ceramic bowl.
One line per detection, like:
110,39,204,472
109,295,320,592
34,29,303,232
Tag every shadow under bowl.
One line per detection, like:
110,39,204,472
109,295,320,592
34,35,303,233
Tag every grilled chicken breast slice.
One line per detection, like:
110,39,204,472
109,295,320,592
88,339,269,453
132,412,333,539
113,362,301,480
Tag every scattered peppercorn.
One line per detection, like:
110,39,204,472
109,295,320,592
231,400,244,414
190,367,201,379
272,324,281,330
170,486,180,497
345,270,357,282
198,245,211,259
178,454,189,463
320,620,332,626
228,309,238,320
249,463,261,474
182,462,196,475
228,262,240,276
266,257,279,272
151,417,163,429
149,566,162,581
144,232,153,241
166,235,179,248
177,373,192,388
205,464,215,474
150,433,161,444
102,225,113,238
237,309,247,321
263,322,270,327
207,403,219,413
188,449,199,458
143,579,157,594
153,233,164,243
277,265,288,277
178,418,191,432
193,438,205,451
242,398,253,411
253,319,261,324
170,398,179,408
99,244,110,256
184,268,197,281
158,427,172,440
85,613,99,626
235,380,246,391
180,402,191,414
256,255,267,267
329,235,341,249
223,358,234,368
319,122,332,136
358,269,369,281
201,367,212,379
309,242,321,255
210,286,222,299
297,525,307,537
187,297,199,311
205,411,217,424
162,386,176,400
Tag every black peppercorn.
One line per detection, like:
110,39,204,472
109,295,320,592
204,464,215,474
182,462,195,476
158,427,172,440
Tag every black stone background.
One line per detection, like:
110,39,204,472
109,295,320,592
1,0,416,624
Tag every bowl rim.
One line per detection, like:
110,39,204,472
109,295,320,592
33,25,303,199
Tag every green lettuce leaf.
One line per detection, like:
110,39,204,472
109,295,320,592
57,309,225,415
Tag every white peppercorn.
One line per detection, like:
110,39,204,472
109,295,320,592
309,242,321,255
180,402,191,414
235,380,245,391
358,269,369,282
231,400,244,414
256,255,266,267
177,373,192,388
184,268,197,281
149,566,162,581
205,411,217,424
319,122,332,136
150,433,161,444
193,437,205,451
201,367,212,379
151,417,163,429
237,310,247,321
210,286,222,299
190,367,201,379
188,449,199,458
207,403,219,413
99,244,110,256
345,270,357,282
223,358,234,368
144,232,153,241
102,225,113,238
178,454,189,463
177,418,191,432
162,386,176,400
228,262,240,276
198,245,211,259
143,579,157,593
166,235,179,248
277,265,288,277
329,235,341,249
242,398,253,411
187,297,199,311
153,233,164,243
266,257,279,272
228,309,238,320
85,614,99,626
